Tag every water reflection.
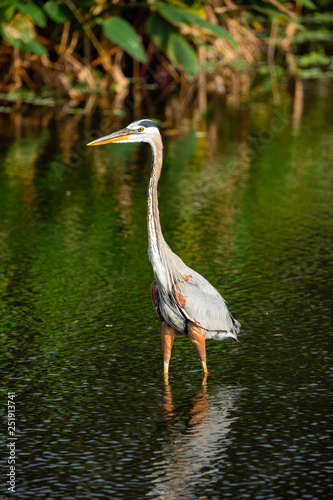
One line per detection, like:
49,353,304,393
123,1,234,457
0,81,333,499
148,381,240,499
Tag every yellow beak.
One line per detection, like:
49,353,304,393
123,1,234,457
87,128,133,146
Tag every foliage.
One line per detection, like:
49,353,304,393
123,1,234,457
0,0,332,106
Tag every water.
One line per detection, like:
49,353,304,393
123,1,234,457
0,81,332,499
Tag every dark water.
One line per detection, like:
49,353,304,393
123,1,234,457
1,82,332,499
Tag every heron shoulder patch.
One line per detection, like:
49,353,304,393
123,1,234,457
172,282,186,308
181,274,192,281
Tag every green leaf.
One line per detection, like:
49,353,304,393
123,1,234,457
43,0,69,24
102,17,147,63
149,13,198,75
149,12,174,50
249,0,291,20
0,2,17,24
167,32,198,75
158,4,236,47
158,4,185,25
16,1,46,28
296,0,317,9
2,26,48,56
22,38,48,56
187,12,235,45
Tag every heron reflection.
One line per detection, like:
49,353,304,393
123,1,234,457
147,380,240,498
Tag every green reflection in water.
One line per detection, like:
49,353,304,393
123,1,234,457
0,81,332,499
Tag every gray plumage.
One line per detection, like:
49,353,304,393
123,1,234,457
133,119,240,339
88,118,240,375
154,232,240,340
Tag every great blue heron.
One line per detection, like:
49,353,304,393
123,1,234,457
88,119,240,376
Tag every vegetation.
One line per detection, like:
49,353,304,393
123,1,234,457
0,0,332,111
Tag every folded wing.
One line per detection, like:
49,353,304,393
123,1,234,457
173,271,240,337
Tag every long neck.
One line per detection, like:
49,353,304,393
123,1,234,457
147,135,165,272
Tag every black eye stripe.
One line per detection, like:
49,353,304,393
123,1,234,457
139,120,158,128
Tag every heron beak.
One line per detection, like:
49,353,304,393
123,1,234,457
87,128,133,146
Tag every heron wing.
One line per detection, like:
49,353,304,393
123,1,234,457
173,270,239,335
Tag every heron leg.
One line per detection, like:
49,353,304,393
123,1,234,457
161,321,176,376
188,322,208,375
151,280,163,321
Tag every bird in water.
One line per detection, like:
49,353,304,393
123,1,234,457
88,119,240,377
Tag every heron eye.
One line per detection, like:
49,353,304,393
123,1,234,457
138,127,144,132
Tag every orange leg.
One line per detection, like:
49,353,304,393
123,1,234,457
151,280,163,321
161,321,176,376
188,322,208,375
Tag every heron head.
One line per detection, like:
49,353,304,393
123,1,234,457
87,119,159,147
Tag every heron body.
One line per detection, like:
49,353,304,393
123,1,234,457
88,119,240,376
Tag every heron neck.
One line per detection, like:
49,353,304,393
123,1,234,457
147,137,165,270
